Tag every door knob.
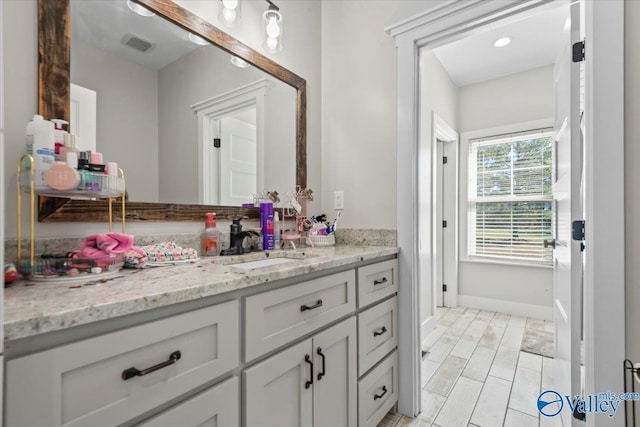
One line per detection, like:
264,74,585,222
544,239,556,249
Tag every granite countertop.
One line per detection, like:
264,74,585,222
3,245,399,342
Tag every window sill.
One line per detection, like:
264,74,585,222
460,257,553,269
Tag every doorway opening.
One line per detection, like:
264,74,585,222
411,3,586,426
192,79,269,205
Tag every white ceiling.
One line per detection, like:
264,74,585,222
432,5,570,87
71,1,200,71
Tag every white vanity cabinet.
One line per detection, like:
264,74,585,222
244,317,357,427
356,259,399,427
5,301,240,427
138,376,239,427
4,253,399,427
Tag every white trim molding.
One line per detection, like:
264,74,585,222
458,295,553,321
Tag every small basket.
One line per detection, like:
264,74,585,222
308,234,335,247
17,253,125,282
19,169,125,198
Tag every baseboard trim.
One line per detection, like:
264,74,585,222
457,295,552,320
421,315,436,342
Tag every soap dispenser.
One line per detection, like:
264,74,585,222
201,212,220,256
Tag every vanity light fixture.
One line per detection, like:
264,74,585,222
263,0,283,53
188,33,210,46
230,55,251,68
493,37,512,48
126,0,155,17
219,0,241,28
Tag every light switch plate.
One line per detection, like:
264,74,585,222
333,190,344,210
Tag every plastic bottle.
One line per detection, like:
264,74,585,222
60,133,80,163
201,212,221,256
273,211,281,249
25,115,55,171
51,119,68,157
260,202,274,250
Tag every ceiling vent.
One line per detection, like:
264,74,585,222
121,33,154,53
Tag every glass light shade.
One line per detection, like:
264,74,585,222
188,33,210,46
219,0,241,28
262,9,283,53
230,56,251,68
126,0,155,17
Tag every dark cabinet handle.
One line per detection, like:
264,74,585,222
121,351,181,380
305,354,314,389
373,326,388,337
374,385,388,400
373,277,388,285
301,299,323,312
317,347,326,381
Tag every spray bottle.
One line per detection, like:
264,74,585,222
201,212,220,256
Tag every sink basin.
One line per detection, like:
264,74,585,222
228,257,299,271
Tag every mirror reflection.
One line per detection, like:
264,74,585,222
70,0,296,206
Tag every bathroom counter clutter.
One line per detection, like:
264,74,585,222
3,245,398,343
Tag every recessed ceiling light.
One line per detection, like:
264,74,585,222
188,33,210,46
230,56,251,68
493,37,512,48
127,0,155,17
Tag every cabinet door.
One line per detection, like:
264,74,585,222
244,339,313,427
312,318,357,427
138,377,239,427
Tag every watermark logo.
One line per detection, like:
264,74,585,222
537,390,640,418
537,390,564,417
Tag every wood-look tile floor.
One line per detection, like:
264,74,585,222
378,307,558,427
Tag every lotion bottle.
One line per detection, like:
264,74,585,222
51,119,69,157
273,211,281,248
201,212,220,256
25,115,55,171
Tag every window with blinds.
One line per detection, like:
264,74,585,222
468,131,554,262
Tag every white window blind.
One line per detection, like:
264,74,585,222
468,131,554,262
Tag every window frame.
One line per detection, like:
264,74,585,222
466,128,555,265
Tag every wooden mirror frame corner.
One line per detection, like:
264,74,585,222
37,0,306,222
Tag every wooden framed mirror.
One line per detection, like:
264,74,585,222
37,0,306,221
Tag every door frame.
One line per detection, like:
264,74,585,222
192,79,269,204
386,1,625,422
432,114,458,309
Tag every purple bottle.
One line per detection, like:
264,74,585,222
260,202,274,250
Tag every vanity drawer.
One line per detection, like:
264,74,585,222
139,376,239,427
5,301,240,427
245,270,356,362
358,296,398,376
358,350,398,427
357,259,398,307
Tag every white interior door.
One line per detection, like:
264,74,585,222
219,115,257,206
551,2,582,425
70,83,97,152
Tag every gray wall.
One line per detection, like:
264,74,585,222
419,50,458,324
71,41,159,203
625,0,640,365
457,66,555,313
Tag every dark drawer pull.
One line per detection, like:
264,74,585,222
301,299,323,312
305,354,314,389
317,347,326,381
373,277,388,285
374,385,388,400
121,351,181,380
373,326,388,337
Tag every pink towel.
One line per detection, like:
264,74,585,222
78,233,142,259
